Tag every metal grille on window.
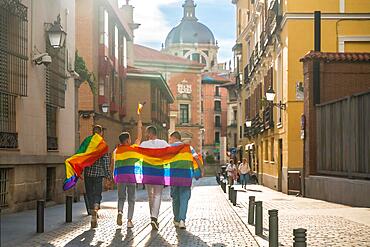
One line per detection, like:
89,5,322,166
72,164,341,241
46,167,56,201
46,42,66,108
0,168,10,208
46,105,58,151
0,0,28,149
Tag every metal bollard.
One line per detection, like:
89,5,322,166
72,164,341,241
255,201,263,236
66,195,73,223
222,181,226,193
36,200,45,233
232,188,237,206
228,185,232,201
293,228,307,247
248,196,255,225
268,209,278,247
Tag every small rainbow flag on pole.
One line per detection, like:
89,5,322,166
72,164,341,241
137,101,146,114
63,133,108,191
114,144,200,186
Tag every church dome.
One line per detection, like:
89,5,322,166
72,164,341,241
165,0,215,47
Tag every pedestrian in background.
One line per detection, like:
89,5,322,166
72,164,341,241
84,125,113,228
239,158,250,189
226,160,237,185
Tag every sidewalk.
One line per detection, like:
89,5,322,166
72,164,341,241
226,183,370,247
1,178,259,247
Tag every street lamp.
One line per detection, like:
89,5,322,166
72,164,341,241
162,122,167,128
245,120,252,128
266,87,276,102
46,15,66,49
101,103,109,113
265,87,286,110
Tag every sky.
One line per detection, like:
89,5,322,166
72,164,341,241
128,0,236,63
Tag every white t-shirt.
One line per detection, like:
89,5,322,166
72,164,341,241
140,139,169,148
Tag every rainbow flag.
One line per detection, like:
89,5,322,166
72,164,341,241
63,133,108,191
114,144,200,186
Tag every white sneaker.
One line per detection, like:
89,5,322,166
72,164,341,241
127,220,134,228
174,220,180,227
179,220,186,229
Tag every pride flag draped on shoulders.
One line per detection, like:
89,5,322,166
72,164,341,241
63,133,108,191
114,144,201,187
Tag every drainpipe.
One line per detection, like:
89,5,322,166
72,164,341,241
313,11,321,104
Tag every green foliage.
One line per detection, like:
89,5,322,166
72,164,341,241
205,154,216,164
75,51,96,93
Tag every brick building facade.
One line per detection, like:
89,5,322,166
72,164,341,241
134,45,204,153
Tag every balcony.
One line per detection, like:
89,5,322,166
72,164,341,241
215,122,221,128
228,120,237,127
47,136,58,151
214,107,222,113
244,65,250,85
267,0,282,36
110,101,119,113
263,104,274,130
214,93,221,99
119,105,126,118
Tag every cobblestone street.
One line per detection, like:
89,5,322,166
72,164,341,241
231,184,370,247
1,178,258,247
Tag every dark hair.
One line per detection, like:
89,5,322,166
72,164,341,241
146,125,157,136
119,132,130,144
93,125,103,134
170,131,181,140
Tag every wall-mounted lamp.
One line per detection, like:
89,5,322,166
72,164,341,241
101,103,109,113
266,87,286,110
245,120,252,128
46,15,66,49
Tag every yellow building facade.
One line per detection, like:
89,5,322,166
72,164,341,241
232,0,370,193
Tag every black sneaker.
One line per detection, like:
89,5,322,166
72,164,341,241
151,218,159,231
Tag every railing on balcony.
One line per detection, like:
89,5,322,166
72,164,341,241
244,65,250,85
263,104,274,130
215,122,221,128
214,107,222,113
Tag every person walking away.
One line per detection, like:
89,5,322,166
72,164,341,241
113,114,142,228
226,160,237,185
84,125,113,228
239,158,251,189
139,126,169,230
169,131,204,229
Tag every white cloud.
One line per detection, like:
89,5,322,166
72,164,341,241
131,0,178,44
217,38,235,63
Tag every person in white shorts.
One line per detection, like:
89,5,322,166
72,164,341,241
139,125,169,230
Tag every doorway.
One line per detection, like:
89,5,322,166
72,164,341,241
278,139,283,192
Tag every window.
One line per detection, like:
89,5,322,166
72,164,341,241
233,110,237,121
114,25,118,58
192,53,200,62
239,126,242,139
99,8,109,46
264,140,269,161
119,78,124,107
46,167,56,201
201,101,204,112
180,104,189,124
110,71,115,102
215,131,220,143
271,138,275,162
0,168,11,208
214,100,221,111
0,0,28,148
215,86,220,96
215,116,221,127
234,133,237,148
123,36,128,67
46,105,58,151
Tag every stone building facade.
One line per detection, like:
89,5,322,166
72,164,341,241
0,0,76,212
